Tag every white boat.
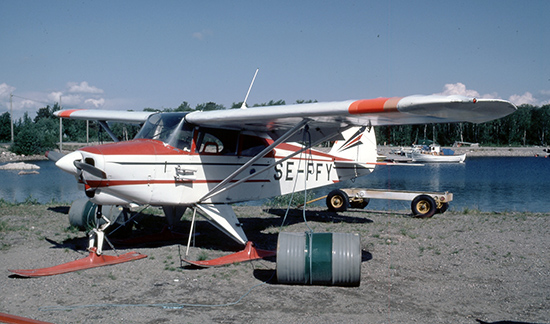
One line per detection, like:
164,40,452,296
410,144,466,163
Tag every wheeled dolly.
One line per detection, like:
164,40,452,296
326,188,452,218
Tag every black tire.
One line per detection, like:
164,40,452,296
326,189,349,212
411,195,437,218
350,198,369,209
436,202,449,214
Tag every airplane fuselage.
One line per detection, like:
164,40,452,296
56,112,374,207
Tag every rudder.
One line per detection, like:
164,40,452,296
329,126,378,163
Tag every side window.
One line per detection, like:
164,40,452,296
200,133,223,154
195,128,238,155
239,135,272,157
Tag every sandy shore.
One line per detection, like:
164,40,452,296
1,205,548,323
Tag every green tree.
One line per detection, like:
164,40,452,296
195,102,225,111
11,111,58,155
253,100,286,107
0,112,11,142
175,101,193,112
296,99,318,104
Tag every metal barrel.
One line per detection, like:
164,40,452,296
276,232,361,286
68,199,124,230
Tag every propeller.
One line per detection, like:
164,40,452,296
74,161,107,179
45,150,64,162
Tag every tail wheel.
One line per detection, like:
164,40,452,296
326,189,349,212
411,195,436,218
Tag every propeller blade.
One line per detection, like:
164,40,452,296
45,150,64,162
74,161,107,179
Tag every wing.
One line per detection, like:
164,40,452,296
186,95,515,129
54,95,516,142
54,109,155,123
184,95,516,142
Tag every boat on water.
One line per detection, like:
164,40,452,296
410,143,466,163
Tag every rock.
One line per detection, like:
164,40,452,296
0,162,41,170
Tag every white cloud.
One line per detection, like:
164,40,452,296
508,92,537,106
48,91,63,103
67,81,104,94
192,29,213,40
84,98,105,107
435,83,499,100
437,83,481,97
0,83,16,99
437,83,550,106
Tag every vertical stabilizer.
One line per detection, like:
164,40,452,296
329,126,378,163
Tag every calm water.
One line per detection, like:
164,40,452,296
0,160,85,204
318,156,550,213
1,157,549,212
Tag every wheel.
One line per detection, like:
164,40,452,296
350,198,369,209
411,195,436,218
436,202,449,214
326,189,349,212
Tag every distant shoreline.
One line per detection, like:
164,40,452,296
378,145,549,157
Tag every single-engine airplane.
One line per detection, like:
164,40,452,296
9,86,516,277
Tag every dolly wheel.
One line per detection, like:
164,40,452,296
326,189,349,212
436,202,449,214
350,198,369,209
411,195,436,218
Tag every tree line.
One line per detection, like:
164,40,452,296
1,101,548,156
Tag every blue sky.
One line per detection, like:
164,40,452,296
1,0,549,119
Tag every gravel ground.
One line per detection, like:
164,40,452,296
0,204,548,324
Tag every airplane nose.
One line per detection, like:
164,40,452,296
55,151,82,175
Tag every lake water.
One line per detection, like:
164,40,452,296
319,156,550,213
1,157,549,213
0,160,86,204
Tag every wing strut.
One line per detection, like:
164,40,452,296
98,120,120,142
198,118,311,203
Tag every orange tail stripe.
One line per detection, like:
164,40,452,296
348,97,402,114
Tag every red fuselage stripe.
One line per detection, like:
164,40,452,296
86,179,270,188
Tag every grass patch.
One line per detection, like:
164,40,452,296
198,250,209,261
263,191,316,208
0,220,11,232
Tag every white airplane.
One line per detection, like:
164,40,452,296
10,92,516,276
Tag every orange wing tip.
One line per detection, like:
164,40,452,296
348,97,402,114
56,109,84,118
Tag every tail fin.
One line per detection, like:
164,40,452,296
329,126,378,163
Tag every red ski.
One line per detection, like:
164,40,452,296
9,248,147,277
182,241,275,267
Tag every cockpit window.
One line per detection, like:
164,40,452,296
135,113,270,157
135,113,187,144
170,122,194,151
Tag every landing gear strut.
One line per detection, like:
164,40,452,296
9,205,147,277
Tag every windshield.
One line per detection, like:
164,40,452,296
135,113,189,145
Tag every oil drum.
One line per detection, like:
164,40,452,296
276,232,361,286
